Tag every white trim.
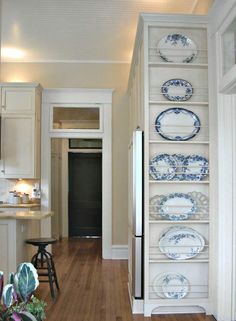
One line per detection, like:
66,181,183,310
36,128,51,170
127,282,144,314
111,245,128,260
1,59,130,64
41,88,113,259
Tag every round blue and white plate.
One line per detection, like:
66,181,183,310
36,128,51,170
161,79,193,101
157,34,197,63
172,154,185,180
182,155,209,181
155,108,201,141
149,154,177,180
159,193,197,221
152,272,189,299
159,226,205,260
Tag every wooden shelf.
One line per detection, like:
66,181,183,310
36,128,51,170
149,100,209,106
149,62,208,69
149,220,209,224
149,180,210,184
149,259,209,263
149,140,209,145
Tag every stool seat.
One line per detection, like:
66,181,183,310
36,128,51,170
26,237,59,299
26,238,57,246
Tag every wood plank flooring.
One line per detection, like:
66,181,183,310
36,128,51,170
36,239,215,321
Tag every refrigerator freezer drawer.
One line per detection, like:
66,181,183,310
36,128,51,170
132,236,143,299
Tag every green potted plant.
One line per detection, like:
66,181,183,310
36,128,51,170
0,263,46,321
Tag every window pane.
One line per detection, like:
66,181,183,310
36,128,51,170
222,18,236,75
53,107,100,129
69,139,102,149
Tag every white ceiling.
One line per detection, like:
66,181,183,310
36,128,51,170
1,0,213,63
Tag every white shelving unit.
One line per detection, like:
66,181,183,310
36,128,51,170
128,14,212,317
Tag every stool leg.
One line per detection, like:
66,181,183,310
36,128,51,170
44,253,55,300
45,250,60,291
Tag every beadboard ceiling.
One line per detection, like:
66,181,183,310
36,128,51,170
1,0,213,63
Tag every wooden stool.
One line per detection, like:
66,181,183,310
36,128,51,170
26,238,59,299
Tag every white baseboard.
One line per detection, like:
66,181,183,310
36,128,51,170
111,245,128,259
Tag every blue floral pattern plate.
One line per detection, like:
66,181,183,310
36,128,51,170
161,79,193,101
152,272,189,299
155,108,201,141
183,155,209,181
149,154,177,180
159,193,197,221
158,34,197,63
159,226,205,260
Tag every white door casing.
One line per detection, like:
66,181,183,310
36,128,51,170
41,88,113,259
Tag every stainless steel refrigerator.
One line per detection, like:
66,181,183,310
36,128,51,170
131,130,144,299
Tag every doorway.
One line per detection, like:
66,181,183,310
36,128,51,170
68,152,102,237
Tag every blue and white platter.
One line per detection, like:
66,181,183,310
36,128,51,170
155,108,201,141
149,154,177,180
157,34,197,63
161,79,193,101
159,193,197,221
152,272,189,299
183,155,209,181
159,226,205,260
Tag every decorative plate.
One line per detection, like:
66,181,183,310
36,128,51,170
161,79,193,101
155,108,201,141
152,272,189,299
172,154,185,180
183,155,209,181
159,193,197,221
159,226,205,260
188,191,209,219
149,194,165,219
149,154,177,180
157,34,197,63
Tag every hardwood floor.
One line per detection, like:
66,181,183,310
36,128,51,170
36,239,215,321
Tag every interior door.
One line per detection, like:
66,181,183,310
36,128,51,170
68,152,102,237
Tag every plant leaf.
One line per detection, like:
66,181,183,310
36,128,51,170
14,263,39,302
11,312,22,321
0,271,4,301
19,311,37,321
9,272,15,284
2,284,14,308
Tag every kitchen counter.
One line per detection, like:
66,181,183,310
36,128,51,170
0,210,53,220
0,211,53,279
0,203,40,208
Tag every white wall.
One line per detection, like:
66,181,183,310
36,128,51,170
1,62,130,245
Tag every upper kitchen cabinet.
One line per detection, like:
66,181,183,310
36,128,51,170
1,86,37,114
0,83,42,179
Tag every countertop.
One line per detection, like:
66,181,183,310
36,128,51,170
0,211,53,220
0,203,40,208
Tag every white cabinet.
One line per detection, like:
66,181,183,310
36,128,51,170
1,87,36,114
0,83,42,179
128,14,212,316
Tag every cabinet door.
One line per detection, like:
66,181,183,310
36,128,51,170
1,87,35,114
1,115,37,178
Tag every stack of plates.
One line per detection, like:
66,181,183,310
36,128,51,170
159,226,205,260
153,272,189,299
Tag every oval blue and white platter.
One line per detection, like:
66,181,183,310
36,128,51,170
161,79,193,101
159,192,197,221
159,226,205,260
157,34,197,63
155,107,201,141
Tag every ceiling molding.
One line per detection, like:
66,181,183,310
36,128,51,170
1,59,131,64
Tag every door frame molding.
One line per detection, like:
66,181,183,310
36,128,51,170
41,88,113,259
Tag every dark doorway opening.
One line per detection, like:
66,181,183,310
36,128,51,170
68,152,102,237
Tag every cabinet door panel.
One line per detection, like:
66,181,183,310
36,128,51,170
2,87,35,114
2,116,35,178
